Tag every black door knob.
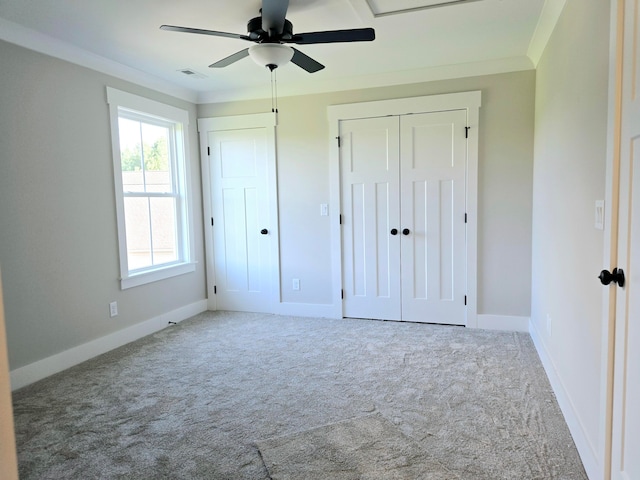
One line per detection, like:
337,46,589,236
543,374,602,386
599,268,625,287
402,228,410,236
390,228,398,235
260,229,268,235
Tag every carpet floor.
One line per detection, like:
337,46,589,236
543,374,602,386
12,311,587,479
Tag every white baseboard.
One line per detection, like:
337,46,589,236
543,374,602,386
10,299,208,391
476,314,530,332
528,319,601,479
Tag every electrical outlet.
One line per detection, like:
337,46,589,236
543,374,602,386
546,313,552,337
292,278,300,291
109,301,118,318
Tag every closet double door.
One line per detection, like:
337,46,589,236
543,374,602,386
341,110,467,325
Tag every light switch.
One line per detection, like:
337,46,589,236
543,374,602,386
595,200,604,230
320,203,329,216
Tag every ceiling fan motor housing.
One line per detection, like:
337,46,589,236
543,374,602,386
247,16,293,42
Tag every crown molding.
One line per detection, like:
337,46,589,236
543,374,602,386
196,56,534,104
527,0,567,66
0,17,198,104
0,16,538,106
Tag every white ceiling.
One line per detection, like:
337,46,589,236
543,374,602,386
0,0,560,103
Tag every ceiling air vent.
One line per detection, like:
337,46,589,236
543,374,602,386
177,68,207,79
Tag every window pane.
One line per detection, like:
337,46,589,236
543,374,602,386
150,197,178,265
124,197,152,270
118,117,145,193
142,123,172,193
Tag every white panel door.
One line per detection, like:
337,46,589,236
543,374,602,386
340,111,467,325
341,117,402,320
400,111,467,324
611,0,640,477
208,128,273,312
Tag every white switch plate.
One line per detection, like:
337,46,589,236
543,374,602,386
320,204,329,216
109,301,118,317
595,200,605,230
292,278,300,290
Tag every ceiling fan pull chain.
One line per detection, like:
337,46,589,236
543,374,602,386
274,68,279,113
270,67,279,113
271,68,274,112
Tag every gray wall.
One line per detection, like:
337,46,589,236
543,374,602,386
198,70,536,317
531,0,610,472
0,40,207,370
0,38,536,372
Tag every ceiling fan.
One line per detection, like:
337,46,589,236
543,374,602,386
160,0,375,73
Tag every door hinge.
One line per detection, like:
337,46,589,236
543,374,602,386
464,213,468,223
465,126,470,139
464,295,467,306
207,146,210,156
211,217,214,226
336,136,341,148
339,214,343,225
214,285,217,294
341,289,344,299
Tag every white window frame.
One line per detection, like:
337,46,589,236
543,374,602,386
107,87,195,289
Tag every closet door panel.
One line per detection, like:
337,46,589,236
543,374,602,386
400,111,467,325
340,117,401,320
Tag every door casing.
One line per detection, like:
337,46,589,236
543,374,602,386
328,91,481,326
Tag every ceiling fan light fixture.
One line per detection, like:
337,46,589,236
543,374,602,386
248,43,294,70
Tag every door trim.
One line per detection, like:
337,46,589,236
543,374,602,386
328,91,481,326
197,112,281,312
599,1,624,477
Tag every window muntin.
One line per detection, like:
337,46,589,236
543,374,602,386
107,88,194,289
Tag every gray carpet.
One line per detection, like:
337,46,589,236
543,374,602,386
258,413,453,479
12,311,588,479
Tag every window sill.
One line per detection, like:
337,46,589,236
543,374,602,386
120,262,196,290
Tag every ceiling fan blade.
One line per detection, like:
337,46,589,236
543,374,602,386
287,28,375,45
160,24,250,41
209,48,250,68
290,48,324,73
261,0,289,36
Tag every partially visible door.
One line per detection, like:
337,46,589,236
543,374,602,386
610,0,640,477
208,127,274,312
400,111,467,324
341,116,401,320
0,269,18,480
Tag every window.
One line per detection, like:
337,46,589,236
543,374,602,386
107,88,194,289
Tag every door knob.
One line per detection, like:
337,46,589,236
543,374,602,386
402,228,410,236
260,228,268,235
390,228,398,235
598,268,625,287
